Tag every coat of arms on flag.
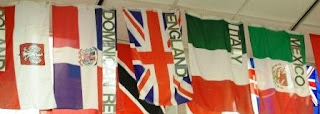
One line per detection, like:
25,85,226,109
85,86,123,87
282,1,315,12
19,43,45,65
78,47,98,66
272,63,289,88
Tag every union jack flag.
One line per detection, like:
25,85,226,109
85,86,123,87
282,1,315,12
248,58,259,114
307,66,320,114
123,9,193,106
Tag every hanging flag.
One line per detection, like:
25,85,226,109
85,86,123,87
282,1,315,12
116,43,164,114
0,1,56,109
186,14,253,113
52,5,102,109
248,58,259,114
307,66,320,114
249,26,313,114
310,34,320,80
99,9,117,114
123,9,192,106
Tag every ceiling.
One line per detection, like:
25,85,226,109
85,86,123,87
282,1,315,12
0,0,318,29
136,0,319,28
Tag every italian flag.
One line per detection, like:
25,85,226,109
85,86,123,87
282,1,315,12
186,14,253,114
249,26,312,114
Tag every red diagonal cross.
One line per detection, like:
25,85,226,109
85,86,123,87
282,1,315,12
136,11,174,106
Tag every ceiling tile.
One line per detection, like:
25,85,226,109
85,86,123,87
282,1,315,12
302,3,320,27
136,0,176,5
240,0,314,23
177,0,246,14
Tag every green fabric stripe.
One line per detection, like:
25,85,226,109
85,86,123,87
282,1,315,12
249,26,306,63
186,14,246,53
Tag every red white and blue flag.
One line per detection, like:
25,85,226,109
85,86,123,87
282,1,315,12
117,43,165,114
307,66,320,114
248,58,259,114
123,9,192,106
52,6,102,110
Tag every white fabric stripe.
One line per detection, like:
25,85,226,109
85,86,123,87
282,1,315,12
250,94,259,114
174,84,191,100
97,50,103,67
186,104,193,114
168,64,177,105
0,109,39,114
188,44,249,85
308,79,315,83
119,84,148,114
179,79,193,92
136,65,148,86
123,9,144,38
309,88,318,106
249,80,258,85
310,86,316,90
123,10,147,50
141,9,152,52
53,47,79,65
254,58,310,97
78,7,98,109
306,67,314,78
138,65,157,103
13,1,56,109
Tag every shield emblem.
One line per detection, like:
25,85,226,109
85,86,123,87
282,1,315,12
20,43,45,65
78,47,98,66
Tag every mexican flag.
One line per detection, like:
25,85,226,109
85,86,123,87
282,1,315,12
249,26,312,114
186,14,253,113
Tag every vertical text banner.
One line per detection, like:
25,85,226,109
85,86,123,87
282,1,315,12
0,8,6,71
102,9,117,114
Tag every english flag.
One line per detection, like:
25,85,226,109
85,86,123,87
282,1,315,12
123,9,192,106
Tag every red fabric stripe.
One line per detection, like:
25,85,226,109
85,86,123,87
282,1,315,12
0,6,20,109
138,69,151,92
248,69,255,79
310,34,320,81
309,81,316,88
173,78,193,98
187,101,222,114
97,67,103,113
192,76,253,114
116,84,144,114
258,88,313,114
122,9,145,40
41,109,98,114
118,44,134,71
52,6,79,48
